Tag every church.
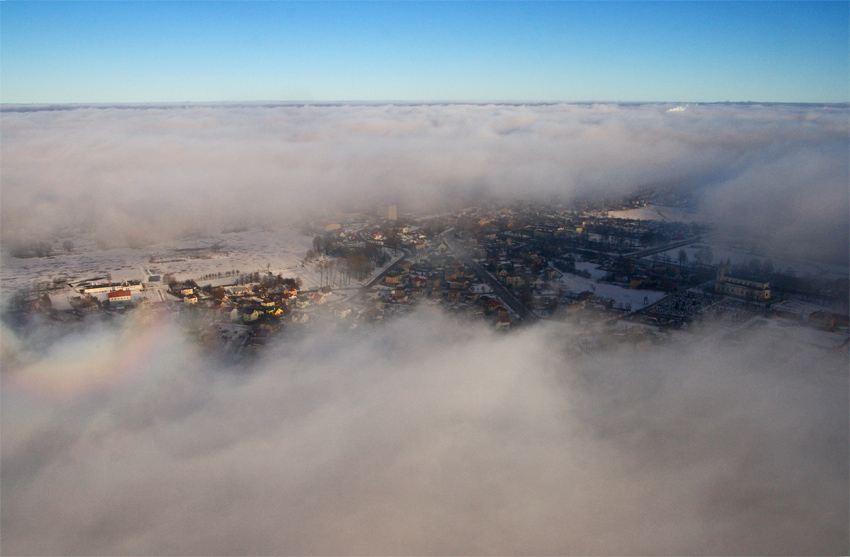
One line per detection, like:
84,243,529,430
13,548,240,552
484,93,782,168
714,263,771,301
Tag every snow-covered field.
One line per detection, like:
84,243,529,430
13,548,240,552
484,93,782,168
1,228,324,304
774,300,840,321
552,264,668,311
574,261,608,280
607,205,707,223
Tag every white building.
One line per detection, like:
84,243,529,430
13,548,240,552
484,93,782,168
82,280,143,294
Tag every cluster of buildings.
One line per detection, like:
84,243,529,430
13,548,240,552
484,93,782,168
6,199,847,357
371,253,514,327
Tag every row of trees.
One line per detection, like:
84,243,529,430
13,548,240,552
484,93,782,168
8,239,77,258
674,249,781,280
218,272,303,289
669,247,714,266
312,235,342,256
673,247,712,266
306,236,397,287
199,270,242,281
315,254,376,288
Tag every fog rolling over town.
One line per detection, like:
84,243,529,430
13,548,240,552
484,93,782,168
1,102,849,555
2,310,847,555
2,103,848,264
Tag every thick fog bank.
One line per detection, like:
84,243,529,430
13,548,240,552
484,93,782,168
2,102,847,262
1,310,847,555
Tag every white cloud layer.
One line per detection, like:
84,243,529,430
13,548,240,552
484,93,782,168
1,103,848,553
1,310,847,555
2,102,847,261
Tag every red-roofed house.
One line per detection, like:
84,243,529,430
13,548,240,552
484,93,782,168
108,290,131,303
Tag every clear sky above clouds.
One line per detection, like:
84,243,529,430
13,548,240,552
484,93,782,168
1,1,848,104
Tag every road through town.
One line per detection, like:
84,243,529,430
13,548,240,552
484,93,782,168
440,228,539,324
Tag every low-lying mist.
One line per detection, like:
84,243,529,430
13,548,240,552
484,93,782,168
2,102,848,262
2,309,847,555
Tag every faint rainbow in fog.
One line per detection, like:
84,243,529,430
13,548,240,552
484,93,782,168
2,312,185,403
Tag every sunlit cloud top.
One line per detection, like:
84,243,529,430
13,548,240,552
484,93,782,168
2,102,847,262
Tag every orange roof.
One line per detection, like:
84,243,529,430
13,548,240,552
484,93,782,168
108,290,131,298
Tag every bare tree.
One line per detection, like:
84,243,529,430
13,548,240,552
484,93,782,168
322,260,333,288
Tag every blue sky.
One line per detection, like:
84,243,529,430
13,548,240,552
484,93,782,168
1,1,848,103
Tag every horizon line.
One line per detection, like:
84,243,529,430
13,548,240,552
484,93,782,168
3,100,849,111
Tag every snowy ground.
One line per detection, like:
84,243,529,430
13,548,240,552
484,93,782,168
774,300,840,321
574,261,608,280
550,264,668,311
1,227,324,305
607,205,707,223
0,227,410,313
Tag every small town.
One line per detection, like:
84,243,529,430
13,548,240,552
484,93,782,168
4,1,848,554
6,198,848,360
